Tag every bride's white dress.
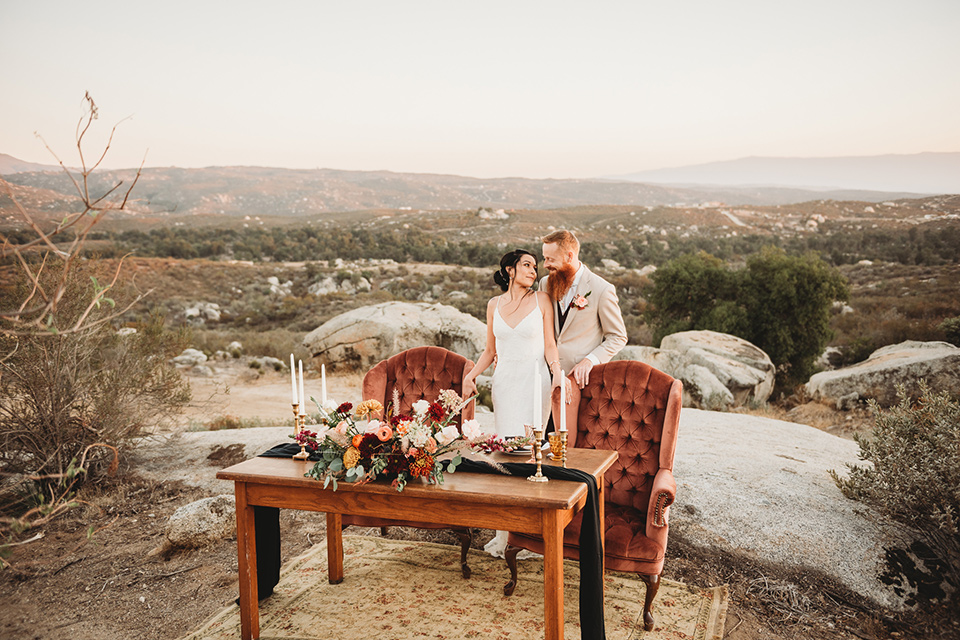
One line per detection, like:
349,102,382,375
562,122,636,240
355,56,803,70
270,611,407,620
485,294,550,560
491,296,552,438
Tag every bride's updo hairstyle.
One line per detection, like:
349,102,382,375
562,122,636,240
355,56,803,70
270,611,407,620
493,249,538,292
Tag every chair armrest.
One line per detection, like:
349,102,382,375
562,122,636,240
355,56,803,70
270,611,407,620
647,468,676,529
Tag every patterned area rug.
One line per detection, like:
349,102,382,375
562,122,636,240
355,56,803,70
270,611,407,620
182,535,727,640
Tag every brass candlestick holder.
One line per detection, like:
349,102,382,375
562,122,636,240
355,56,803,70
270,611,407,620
527,427,549,483
559,430,568,468
292,403,310,460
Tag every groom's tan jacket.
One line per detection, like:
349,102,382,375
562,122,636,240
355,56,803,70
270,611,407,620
540,265,628,374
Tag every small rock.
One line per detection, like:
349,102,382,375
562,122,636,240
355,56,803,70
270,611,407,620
165,495,236,549
600,258,622,271
172,348,208,367
308,277,338,296
835,392,860,411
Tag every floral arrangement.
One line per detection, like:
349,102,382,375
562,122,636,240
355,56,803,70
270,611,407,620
295,389,485,491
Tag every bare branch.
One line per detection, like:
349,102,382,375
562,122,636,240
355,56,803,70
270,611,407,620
3,93,147,338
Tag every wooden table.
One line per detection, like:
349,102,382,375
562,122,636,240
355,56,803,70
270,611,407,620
217,448,617,640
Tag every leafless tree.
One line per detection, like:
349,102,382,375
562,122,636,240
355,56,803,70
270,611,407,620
0,92,149,345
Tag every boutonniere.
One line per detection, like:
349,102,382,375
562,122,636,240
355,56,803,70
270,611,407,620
570,291,591,310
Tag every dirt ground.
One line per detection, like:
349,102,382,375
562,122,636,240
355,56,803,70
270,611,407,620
2,365,956,640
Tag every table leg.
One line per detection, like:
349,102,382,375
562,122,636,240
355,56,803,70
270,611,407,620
326,512,344,584
543,509,564,640
235,483,260,640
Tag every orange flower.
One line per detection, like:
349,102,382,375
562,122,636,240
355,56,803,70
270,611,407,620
376,425,393,442
352,434,364,448
354,399,384,419
343,447,361,469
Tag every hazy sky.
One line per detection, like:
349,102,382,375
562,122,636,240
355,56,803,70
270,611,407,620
2,0,959,179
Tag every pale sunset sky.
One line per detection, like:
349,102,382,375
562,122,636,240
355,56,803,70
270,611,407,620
1,0,958,179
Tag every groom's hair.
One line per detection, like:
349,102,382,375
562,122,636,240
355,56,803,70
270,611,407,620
541,230,579,256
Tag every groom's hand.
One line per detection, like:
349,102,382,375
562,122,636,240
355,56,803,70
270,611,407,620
572,358,594,389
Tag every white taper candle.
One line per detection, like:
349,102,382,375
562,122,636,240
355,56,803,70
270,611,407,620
298,360,306,416
533,368,542,430
290,354,298,404
321,364,327,404
560,369,567,431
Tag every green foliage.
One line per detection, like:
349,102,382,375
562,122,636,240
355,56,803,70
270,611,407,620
0,264,191,500
833,383,960,592
645,247,848,387
740,247,849,384
644,251,747,343
938,317,960,346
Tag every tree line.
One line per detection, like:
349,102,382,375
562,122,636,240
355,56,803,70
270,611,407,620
51,221,959,269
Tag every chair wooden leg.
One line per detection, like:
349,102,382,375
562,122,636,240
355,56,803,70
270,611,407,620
380,526,389,536
503,544,521,596
638,572,661,631
451,528,472,579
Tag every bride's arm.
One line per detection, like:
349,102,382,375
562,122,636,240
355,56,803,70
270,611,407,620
540,292,563,389
462,297,498,398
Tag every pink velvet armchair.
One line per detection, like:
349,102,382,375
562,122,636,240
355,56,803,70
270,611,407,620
504,360,682,631
340,346,477,578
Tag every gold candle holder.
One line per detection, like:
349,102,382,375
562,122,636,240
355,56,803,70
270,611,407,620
559,431,568,468
527,427,549,483
292,404,310,460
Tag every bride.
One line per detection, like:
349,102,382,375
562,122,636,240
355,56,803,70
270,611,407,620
462,249,563,558
463,249,563,437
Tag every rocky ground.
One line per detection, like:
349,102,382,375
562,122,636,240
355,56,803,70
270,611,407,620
1,362,955,640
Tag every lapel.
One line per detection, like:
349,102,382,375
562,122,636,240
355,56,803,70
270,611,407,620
558,265,593,340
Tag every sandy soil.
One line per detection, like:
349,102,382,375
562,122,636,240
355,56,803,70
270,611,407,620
1,364,951,640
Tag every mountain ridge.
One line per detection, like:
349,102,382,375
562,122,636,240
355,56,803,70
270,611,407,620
609,152,960,194
1,155,934,219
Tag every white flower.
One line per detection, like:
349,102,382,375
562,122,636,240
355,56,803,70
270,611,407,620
438,389,462,412
412,399,430,416
461,419,484,441
409,424,431,448
435,425,460,446
321,399,339,414
364,419,381,434
329,424,350,447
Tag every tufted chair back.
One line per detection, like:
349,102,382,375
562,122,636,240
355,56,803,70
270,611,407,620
506,359,682,631
556,359,682,515
343,345,477,579
362,346,476,426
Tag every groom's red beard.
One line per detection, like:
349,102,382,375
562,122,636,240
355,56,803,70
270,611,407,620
546,261,577,301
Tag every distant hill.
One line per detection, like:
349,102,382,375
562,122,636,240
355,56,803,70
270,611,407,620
610,152,960,195
0,160,926,221
0,153,61,175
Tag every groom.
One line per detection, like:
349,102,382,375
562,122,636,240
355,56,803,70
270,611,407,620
540,229,627,391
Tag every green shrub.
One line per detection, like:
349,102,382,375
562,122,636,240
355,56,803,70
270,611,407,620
939,316,960,346
833,382,960,594
0,265,191,507
645,247,848,388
